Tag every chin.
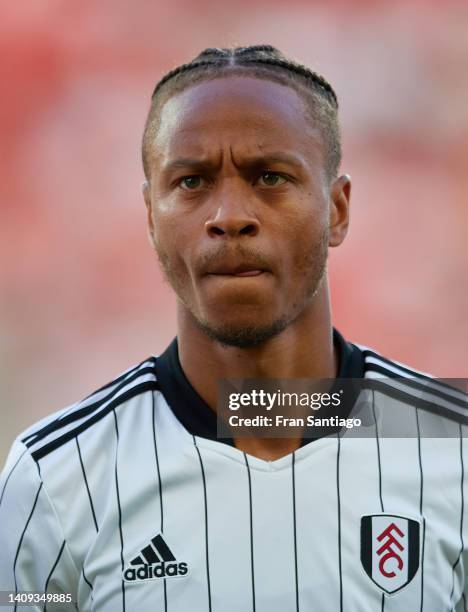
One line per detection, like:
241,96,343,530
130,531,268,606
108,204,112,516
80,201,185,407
193,315,289,349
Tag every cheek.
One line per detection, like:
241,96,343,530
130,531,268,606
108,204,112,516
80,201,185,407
278,205,328,260
152,209,186,268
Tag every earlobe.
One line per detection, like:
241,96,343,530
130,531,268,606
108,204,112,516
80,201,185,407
329,174,351,248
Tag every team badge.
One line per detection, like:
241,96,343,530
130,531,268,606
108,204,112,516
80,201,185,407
360,514,420,594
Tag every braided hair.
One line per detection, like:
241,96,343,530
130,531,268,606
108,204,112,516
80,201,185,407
142,45,341,180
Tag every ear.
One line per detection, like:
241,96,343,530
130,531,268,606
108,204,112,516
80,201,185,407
328,174,351,247
142,181,157,249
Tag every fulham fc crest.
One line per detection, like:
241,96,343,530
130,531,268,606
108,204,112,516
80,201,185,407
361,514,420,594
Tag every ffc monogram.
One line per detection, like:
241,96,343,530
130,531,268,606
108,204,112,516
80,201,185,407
361,514,421,594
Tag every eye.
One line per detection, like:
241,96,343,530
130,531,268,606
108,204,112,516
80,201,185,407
257,172,287,187
178,175,204,190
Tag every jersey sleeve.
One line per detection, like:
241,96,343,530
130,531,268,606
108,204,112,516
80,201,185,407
0,439,79,611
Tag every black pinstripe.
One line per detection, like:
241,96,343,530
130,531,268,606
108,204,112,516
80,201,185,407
372,390,384,515
113,410,125,612
244,453,256,612
43,540,66,612
0,447,28,508
152,391,167,611
13,482,43,612
373,390,385,612
449,424,465,607
336,434,343,612
292,452,299,612
82,567,94,601
76,437,98,532
194,438,212,612
416,408,425,612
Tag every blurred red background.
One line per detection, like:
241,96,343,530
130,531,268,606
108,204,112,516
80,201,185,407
1,0,467,465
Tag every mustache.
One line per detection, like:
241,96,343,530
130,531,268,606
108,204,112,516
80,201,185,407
198,244,273,274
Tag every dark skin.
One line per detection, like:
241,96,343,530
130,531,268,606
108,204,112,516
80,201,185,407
143,76,351,461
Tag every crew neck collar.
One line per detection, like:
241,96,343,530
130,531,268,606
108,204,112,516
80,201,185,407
154,328,364,446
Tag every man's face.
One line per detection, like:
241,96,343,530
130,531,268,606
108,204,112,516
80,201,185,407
144,76,349,347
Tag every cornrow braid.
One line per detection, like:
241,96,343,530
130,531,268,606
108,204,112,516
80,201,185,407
235,45,278,54
240,56,338,107
196,47,233,59
142,45,341,180
152,58,223,98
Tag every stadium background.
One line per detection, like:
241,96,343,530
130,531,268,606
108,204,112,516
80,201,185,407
1,0,467,466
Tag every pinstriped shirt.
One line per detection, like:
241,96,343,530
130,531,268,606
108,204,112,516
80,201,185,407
1,330,467,611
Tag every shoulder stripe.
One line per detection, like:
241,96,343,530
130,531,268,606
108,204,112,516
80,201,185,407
364,350,467,409
366,374,468,425
82,357,156,400
366,362,467,409
31,381,159,462
359,346,432,377
23,361,157,449
363,350,463,396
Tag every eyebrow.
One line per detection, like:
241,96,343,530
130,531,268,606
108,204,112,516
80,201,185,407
162,158,219,173
237,153,306,170
161,152,306,174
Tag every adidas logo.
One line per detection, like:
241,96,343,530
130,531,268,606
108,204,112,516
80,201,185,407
123,534,189,582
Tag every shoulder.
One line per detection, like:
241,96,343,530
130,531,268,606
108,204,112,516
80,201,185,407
356,342,467,426
15,356,160,464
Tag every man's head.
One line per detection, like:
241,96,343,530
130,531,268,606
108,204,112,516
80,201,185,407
142,45,351,348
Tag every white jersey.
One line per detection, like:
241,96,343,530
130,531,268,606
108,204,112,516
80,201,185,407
1,330,467,611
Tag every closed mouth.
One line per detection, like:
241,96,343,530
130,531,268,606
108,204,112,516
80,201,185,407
209,269,264,277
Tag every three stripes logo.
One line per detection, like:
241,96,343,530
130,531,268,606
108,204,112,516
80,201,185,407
123,534,189,582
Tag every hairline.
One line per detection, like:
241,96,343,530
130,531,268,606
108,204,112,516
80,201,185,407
142,66,340,182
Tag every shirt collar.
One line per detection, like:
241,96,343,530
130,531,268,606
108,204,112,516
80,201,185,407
154,328,364,445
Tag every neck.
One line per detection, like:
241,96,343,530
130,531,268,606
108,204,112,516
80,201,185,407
177,280,337,460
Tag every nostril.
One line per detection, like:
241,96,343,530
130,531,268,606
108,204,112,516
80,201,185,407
209,226,225,236
205,219,259,237
239,223,257,236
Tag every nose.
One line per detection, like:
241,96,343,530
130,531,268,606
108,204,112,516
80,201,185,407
205,187,260,238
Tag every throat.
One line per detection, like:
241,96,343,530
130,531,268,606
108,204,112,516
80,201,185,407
233,436,302,461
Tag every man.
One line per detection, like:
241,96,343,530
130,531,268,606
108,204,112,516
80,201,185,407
1,45,466,611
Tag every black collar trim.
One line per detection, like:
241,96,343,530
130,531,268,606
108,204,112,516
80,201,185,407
154,328,365,446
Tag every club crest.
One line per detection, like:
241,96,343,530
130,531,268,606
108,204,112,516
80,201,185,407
361,514,421,594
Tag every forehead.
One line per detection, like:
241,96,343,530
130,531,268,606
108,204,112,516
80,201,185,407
149,76,324,168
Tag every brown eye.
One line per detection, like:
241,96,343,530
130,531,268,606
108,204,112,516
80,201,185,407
179,176,203,190
258,172,287,187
